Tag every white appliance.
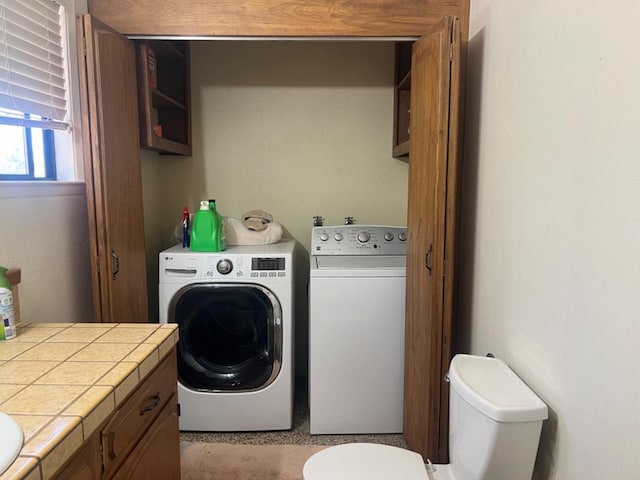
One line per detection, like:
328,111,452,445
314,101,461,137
159,240,296,431
308,224,407,434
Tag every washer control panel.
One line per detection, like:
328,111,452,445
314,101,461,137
200,255,288,279
311,225,407,255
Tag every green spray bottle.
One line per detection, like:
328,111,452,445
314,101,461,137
0,266,17,340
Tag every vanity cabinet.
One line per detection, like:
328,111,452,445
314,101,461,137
101,350,179,479
135,40,192,155
51,435,101,480
51,350,180,480
110,399,180,479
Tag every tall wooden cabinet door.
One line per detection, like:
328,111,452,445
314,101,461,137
77,15,148,323
403,16,463,463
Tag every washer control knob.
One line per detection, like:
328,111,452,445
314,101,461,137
384,232,394,241
398,232,407,241
217,259,233,275
357,231,371,243
319,233,330,242
334,233,344,241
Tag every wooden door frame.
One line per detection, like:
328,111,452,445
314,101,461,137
88,0,468,39
85,0,469,456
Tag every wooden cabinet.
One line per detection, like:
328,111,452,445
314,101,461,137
52,349,180,480
135,40,192,155
101,351,178,479
111,399,180,479
392,42,413,158
52,435,101,480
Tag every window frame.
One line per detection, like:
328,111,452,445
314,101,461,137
0,0,84,184
0,119,57,181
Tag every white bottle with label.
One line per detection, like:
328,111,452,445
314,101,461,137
0,266,17,340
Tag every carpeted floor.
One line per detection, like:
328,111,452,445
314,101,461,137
180,377,408,448
180,442,328,480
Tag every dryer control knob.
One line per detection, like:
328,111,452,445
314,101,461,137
357,231,371,243
217,259,233,275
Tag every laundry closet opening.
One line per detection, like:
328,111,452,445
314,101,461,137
149,39,412,378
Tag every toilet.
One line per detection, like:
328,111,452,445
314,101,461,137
303,354,548,480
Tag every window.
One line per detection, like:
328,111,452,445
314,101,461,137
0,109,56,179
0,0,80,182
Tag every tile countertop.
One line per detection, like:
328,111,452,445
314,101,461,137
0,322,179,480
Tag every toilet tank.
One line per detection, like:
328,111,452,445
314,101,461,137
447,355,548,480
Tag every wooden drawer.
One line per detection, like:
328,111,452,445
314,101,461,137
101,350,177,479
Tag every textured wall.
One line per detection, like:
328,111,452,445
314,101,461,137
0,184,93,324
461,0,640,477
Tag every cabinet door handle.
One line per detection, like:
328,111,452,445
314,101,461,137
111,250,120,279
425,244,433,276
140,392,161,415
105,431,117,462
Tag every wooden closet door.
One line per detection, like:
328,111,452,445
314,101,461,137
403,16,463,463
77,15,148,323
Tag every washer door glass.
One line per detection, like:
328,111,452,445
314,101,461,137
170,283,282,392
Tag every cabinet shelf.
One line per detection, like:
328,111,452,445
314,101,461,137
398,70,411,90
392,139,410,158
152,89,187,110
392,42,413,159
136,40,191,155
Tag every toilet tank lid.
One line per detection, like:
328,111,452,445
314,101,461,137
448,355,548,423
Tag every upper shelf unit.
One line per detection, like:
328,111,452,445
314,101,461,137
392,42,413,158
135,40,192,155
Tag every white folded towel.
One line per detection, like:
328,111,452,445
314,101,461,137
224,217,283,245
242,209,273,231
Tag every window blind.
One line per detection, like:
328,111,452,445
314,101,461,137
0,0,68,129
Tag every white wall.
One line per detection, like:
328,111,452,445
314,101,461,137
0,1,93,325
462,0,640,477
0,184,93,323
157,41,409,254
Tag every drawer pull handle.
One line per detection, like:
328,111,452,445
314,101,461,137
141,393,161,415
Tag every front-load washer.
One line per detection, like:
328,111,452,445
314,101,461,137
159,240,296,431
309,225,407,434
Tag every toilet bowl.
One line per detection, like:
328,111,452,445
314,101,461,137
303,442,456,480
303,354,548,480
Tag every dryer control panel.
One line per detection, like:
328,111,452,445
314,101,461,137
159,242,294,283
311,225,407,256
